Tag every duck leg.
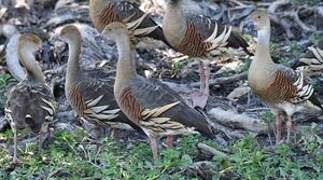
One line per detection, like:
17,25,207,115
199,61,210,99
286,116,293,143
275,112,282,145
110,128,122,139
110,128,116,139
38,121,52,150
5,109,21,165
163,136,174,148
10,122,20,164
148,135,158,163
190,60,210,109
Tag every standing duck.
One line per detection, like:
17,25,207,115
102,22,215,161
248,9,323,144
89,0,170,46
5,34,56,164
58,25,143,136
163,0,252,108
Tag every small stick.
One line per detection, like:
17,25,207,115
197,143,228,159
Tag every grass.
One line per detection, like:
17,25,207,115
0,73,12,110
309,33,323,47
0,127,322,179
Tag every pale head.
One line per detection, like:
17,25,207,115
18,34,42,52
251,9,270,31
59,25,81,42
102,22,129,41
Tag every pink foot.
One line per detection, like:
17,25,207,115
162,136,174,148
189,61,210,109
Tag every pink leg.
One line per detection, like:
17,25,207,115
110,128,116,139
38,121,50,150
9,122,21,165
286,116,293,143
275,113,282,145
163,136,174,148
199,61,210,96
189,61,210,109
149,136,158,163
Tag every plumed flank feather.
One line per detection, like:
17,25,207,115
287,70,320,111
129,77,214,138
186,14,252,55
164,1,252,58
293,46,323,69
308,47,323,63
308,93,323,113
6,81,56,133
67,75,145,135
90,0,172,47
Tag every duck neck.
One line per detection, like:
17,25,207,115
18,46,45,84
65,35,81,93
254,22,273,66
165,0,184,21
115,34,137,84
164,0,186,42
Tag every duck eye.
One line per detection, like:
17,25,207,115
257,16,261,19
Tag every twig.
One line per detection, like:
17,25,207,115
208,107,268,134
47,168,65,179
191,72,247,88
184,161,216,179
44,64,67,75
268,0,290,14
162,81,196,94
197,143,228,159
290,9,316,33
229,0,247,7
267,0,295,38
269,15,294,38
245,107,270,112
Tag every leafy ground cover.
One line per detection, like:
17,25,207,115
1,125,322,179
